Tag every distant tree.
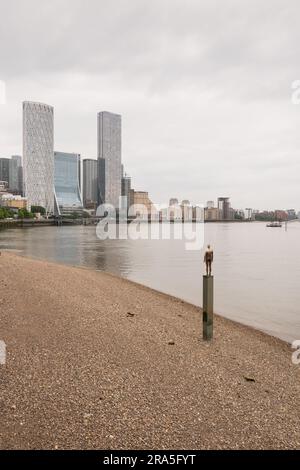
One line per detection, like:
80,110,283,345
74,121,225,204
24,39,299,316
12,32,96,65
69,211,80,219
31,205,46,215
18,208,34,219
0,207,14,219
255,212,275,222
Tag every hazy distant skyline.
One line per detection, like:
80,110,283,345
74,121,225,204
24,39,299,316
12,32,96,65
0,0,300,210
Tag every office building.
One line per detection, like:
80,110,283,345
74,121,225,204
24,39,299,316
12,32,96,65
0,158,10,187
54,151,83,216
83,159,98,210
121,172,131,213
23,101,54,214
11,155,23,194
0,157,23,194
97,111,122,208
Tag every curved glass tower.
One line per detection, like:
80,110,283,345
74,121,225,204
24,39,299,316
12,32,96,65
23,101,54,214
54,151,83,216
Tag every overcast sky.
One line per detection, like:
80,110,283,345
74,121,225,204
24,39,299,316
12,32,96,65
0,0,300,210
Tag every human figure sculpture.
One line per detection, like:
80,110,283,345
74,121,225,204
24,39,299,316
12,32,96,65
204,244,213,276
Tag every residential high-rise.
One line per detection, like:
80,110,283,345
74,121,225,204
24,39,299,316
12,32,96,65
23,101,54,213
54,151,83,216
169,198,179,206
245,208,253,220
97,111,122,208
181,200,190,206
83,159,98,209
217,197,232,220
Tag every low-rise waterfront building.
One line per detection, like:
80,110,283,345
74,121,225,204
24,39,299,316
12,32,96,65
0,181,8,192
275,210,288,221
0,193,27,210
286,209,297,220
205,207,220,221
129,190,155,219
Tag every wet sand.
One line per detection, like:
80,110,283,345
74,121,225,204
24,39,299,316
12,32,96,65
0,252,299,449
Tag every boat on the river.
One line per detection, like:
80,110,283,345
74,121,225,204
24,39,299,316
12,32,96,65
266,221,282,227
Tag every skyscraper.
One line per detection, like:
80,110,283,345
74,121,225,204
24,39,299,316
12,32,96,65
121,172,131,213
11,155,23,194
0,157,23,194
0,158,10,187
23,101,54,214
54,151,83,216
97,111,122,208
83,159,98,209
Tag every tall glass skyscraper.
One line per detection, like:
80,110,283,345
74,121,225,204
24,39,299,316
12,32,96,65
54,151,83,216
23,101,54,214
0,156,23,194
11,155,23,195
97,111,122,208
83,159,98,209
0,158,10,187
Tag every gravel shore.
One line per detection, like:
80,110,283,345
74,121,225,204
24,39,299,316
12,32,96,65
0,252,299,449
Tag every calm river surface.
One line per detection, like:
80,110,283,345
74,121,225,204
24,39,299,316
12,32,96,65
1,221,299,343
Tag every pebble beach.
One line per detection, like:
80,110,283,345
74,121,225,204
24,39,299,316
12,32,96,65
0,252,299,449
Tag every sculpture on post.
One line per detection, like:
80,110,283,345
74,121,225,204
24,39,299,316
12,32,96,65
204,244,213,276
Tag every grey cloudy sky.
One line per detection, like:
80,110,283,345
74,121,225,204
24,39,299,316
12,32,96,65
0,0,300,210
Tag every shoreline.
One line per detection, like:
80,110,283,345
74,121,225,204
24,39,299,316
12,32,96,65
0,252,300,449
3,248,293,345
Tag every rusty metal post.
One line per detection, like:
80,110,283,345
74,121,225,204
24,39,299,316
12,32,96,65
203,275,214,340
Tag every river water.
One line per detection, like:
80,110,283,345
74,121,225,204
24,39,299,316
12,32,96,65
1,221,299,343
